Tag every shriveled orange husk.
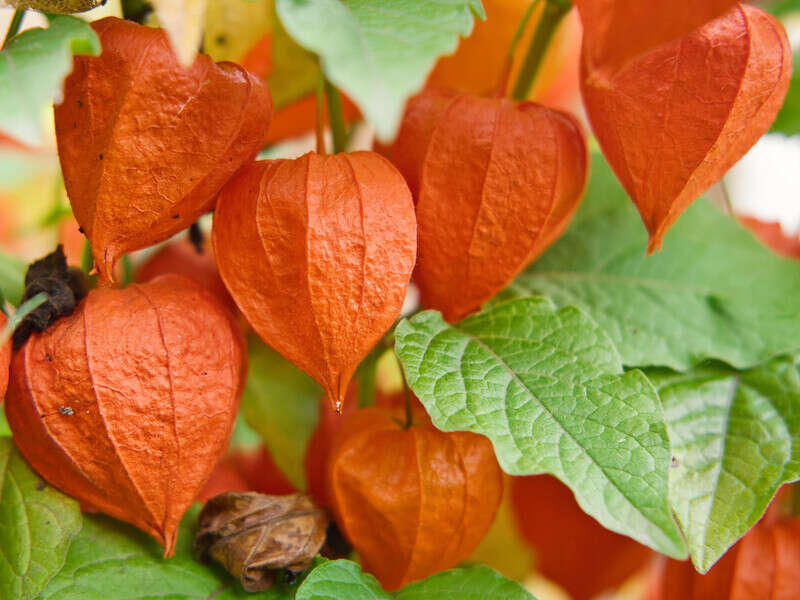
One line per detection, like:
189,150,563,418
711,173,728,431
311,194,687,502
54,17,272,283
327,406,503,590
581,4,792,252
4,274,244,556
213,152,416,411
575,0,737,73
384,88,587,322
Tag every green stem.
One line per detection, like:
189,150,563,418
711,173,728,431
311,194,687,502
324,79,347,154
2,9,25,51
510,0,571,101
494,0,541,95
315,71,326,154
80,239,93,275
0,292,47,346
121,255,133,287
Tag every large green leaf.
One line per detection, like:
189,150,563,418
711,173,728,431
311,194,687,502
395,565,534,600
0,15,100,146
241,336,321,489
38,504,294,599
395,297,686,558
295,560,535,600
649,355,800,572
275,0,485,141
502,153,800,371
0,438,81,600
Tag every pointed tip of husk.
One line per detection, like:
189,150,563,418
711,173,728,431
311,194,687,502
161,528,178,558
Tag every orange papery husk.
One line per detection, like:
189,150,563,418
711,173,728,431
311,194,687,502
212,152,417,412
581,4,792,252
4,274,244,557
575,0,737,73
383,88,588,322
327,406,503,590
54,17,273,284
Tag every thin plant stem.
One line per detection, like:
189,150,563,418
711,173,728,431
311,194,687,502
0,292,47,346
493,0,542,96
325,79,347,154
315,71,326,154
511,0,572,101
81,239,93,275
2,8,24,51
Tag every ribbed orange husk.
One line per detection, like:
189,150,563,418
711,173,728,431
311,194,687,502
581,4,792,253
212,152,417,411
511,474,652,600
384,88,587,322
647,517,800,599
4,274,244,557
327,407,503,590
0,313,9,400
575,0,737,73
54,17,273,284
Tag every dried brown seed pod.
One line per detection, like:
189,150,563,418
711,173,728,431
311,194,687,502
195,492,328,592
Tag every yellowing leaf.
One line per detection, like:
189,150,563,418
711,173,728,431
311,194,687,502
203,0,271,62
0,0,104,13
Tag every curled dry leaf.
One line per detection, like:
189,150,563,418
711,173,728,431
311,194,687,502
54,17,272,284
383,88,587,322
581,4,792,252
575,0,737,73
0,0,106,14
647,513,800,599
213,152,417,412
4,274,244,556
327,406,503,590
511,474,652,600
195,492,328,592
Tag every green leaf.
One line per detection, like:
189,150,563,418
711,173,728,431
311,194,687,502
395,297,686,558
767,0,800,16
275,0,485,141
0,250,26,306
38,504,294,599
0,438,82,600
295,560,535,600
502,152,800,371
395,565,534,600
241,336,321,489
0,15,100,146
296,560,390,600
650,355,800,572
0,413,9,437
771,52,800,135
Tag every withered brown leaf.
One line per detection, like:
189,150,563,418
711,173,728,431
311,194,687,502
195,492,328,592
